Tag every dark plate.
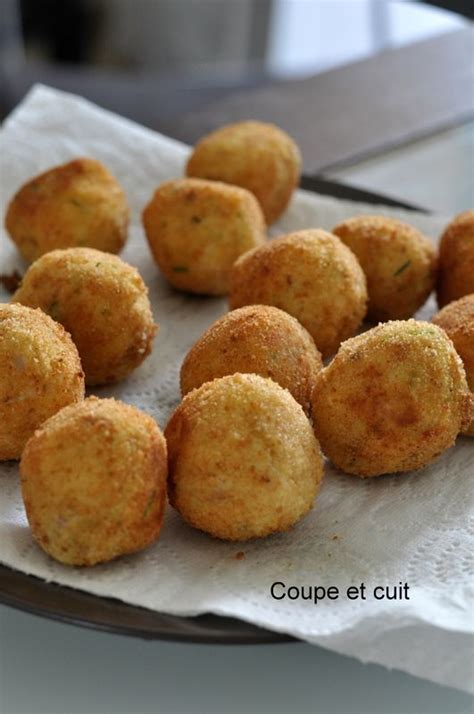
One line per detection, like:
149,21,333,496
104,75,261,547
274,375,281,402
0,178,425,644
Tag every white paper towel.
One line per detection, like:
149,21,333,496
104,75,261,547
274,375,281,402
0,85,472,693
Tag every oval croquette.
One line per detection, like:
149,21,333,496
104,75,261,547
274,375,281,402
0,303,84,460
20,397,167,566
142,178,266,295
12,247,157,386
437,211,474,307
311,320,473,477
433,294,474,436
166,373,324,541
332,215,437,321
180,305,322,413
229,230,368,358
5,158,129,262
186,121,301,224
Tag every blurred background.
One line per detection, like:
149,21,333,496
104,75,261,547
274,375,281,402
1,1,471,121
1,0,473,186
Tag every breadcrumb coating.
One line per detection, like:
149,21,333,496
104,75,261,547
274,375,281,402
433,294,474,435
180,305,322,413
142,178,266,295
0,303,84,460
13,247,157,386
311,320,472,477
5,158,129,262
229,230,367,358
332,215,437,321
20,397,167,566
186,121,301,224
437,210,474,307
166,373,323,540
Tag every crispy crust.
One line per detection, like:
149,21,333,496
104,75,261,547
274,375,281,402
0,303,84,460
5,158,129,262
311,320,472,477
13,247,157,386
186,121,301,224
332,215,437,321
180,305,322,413
166,373,323,541
20,397,167,566
433,294,474,435
437,211,474,307
229,230,367,358
142,178,266,295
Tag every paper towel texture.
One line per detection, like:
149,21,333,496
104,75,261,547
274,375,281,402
1,86,472,692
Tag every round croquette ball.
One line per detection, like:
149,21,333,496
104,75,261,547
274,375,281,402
229,230,368,358
332,215,437,321
433,294,474,436
142,178,266,295
5,158,129,262
165,373,323,541
0,304,84,461
437,211,474,307
180,305,322,413
186,121,301,224
12,248,157,386
20,397,167,566
311,320,473,477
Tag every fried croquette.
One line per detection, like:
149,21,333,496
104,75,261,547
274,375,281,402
311,320,473,477
180,305,322,413
332,215,437,321
13,248,157,386
166,373,323,541
433,294,474,436
20,397,167,566
186,121,301,224
437,210,474,307
229,230,368,358
0,304,84,460
142,178,266,295
5,158,129,262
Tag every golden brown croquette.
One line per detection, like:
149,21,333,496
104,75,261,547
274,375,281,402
166,373,323,541
311,320,473,477
437,211,474,307
186,121,301,224
5,158,129,262
0,303,84,460
142,178,266,295
12,248,157,386
433,294,474,435
20,397,167,566
229,230,368,358
332,215,437,321
180,305,322,413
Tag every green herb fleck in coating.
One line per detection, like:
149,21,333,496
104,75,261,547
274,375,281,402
393,260,411,277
